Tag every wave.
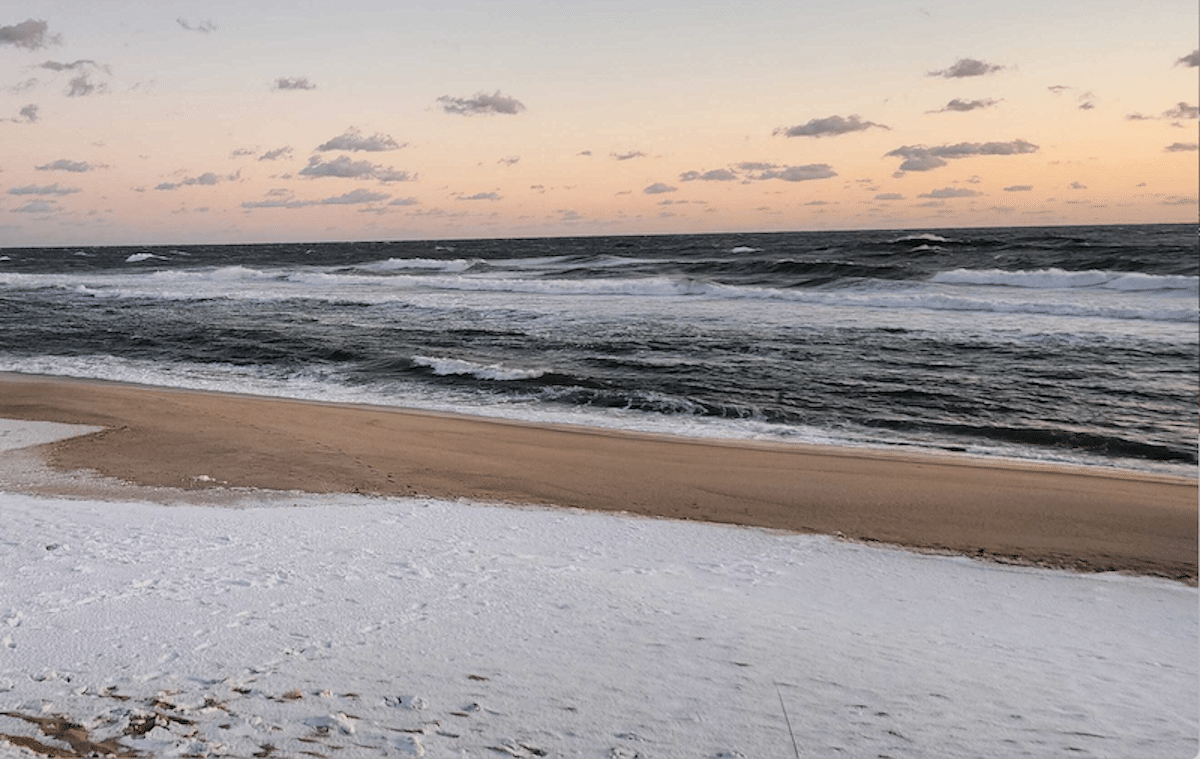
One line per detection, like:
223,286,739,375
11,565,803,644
355,257,476,274
126,252,167,263
729,246,762,253
411,356,548,381
932,268,1199,292
889,233,956,244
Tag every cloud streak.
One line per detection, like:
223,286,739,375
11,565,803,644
177,19,217,33
316,127,405,152
0,19,60,50
773,114,888,138
297,156,415,182
437,91,525,116
929,98,1000,113
35,159,93,172
273,77,315,91
1164,142,1198,152
885,139,1038,172
9,183,80,196
927,58,1006,78
918,187,981,198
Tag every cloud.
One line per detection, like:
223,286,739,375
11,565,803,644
576,150,592,156
459,192,501,200
874,193,904,200
927,58,1006,78
1124,113,1153,121
611,151,646,161
319,189,389,205
643,183,677,194
805,200,830,206
1165,142,1198,152
316,127,404,152
11,200,58,213
1068,181,1087,189
375,168,416,183
1177,50,1199,68
918,187,981,198
177,18,216,33
1003,185,1033,192
154,172,230,191
259,146,293,162
1076,92,1097,110
885,139,1038,172
67,73,104,97
1047,85,1071,94
735,162,776,172
38,59,100,72
273,77,316,91
931,98,1000,113
0,19,60,50
437,90,525,116
679,168,738,182
388,197,419,206
497,156,520,166
753,164,837,182
35,159,92,172
9,182,80,196
229,148,256,158
1163,102,1198,120
10,104,37,123
297,155,416,181
773,114,889,138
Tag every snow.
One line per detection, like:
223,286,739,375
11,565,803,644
0,420,1196,758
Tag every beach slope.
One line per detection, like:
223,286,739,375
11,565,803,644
1,372,1195,581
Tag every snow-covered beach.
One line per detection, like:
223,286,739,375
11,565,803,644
1,418,1196,758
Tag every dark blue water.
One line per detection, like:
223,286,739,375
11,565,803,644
1,224,1196,474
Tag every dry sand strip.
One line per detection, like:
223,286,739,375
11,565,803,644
1,372,1195,582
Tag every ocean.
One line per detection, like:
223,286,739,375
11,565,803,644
0,223,1196,477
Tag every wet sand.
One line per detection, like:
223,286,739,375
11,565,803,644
1,372,1195,581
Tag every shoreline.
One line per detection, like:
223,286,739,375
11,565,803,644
1,371,1196,582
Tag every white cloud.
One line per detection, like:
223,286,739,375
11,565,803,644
10,199,58,213
273,77,316,91
679,169,738,181
774,114,888,138
437,91,525,116
259,146,293,162
752,164,837,182
0,19,60,50
288,153,415,182
10,104,37,123
35,159,92,172
642,183,677,194
927,58,1006,78
930,98,1000,113
9,182,80,196
154,172,232,191
177,18,216,33
918,187,981,198
316,127,404,153
319,189,390,205
886,140,1038,172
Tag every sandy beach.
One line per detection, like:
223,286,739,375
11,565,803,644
1,372,1194,582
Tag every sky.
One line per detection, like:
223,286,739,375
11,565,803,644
0,0,1196,246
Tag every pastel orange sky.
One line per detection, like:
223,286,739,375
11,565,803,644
2,1,1196,246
